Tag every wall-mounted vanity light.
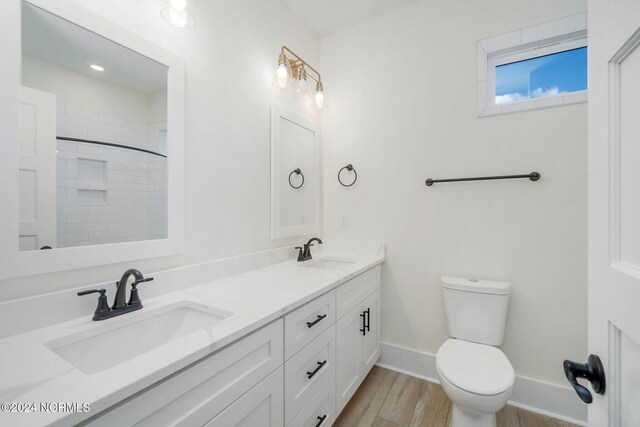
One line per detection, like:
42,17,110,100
161,0,195,28
275,46,326,110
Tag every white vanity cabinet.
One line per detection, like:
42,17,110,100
81,265,381,427
204,367,284,427
283,265,381,425
289,374,336,427
81,320,284,427
284,289,336,425
336,269,381,415
284,290,336,360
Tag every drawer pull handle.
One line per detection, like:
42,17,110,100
307,360,327,379
360,312,366,336
316,415,327,427
365,308,371,332
307,314,327,328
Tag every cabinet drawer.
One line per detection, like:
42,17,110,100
289,373,335,427
336,266,380,319
284,289,335,360
285,324,336,425
204,366,284,427
82,320,284,427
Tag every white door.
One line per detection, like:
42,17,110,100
362,290,381,372
336,304,364,414
19,86,56,251
587,0,640,425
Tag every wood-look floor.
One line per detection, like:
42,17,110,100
334,367,579,427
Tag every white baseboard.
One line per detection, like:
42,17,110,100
377,342,587,426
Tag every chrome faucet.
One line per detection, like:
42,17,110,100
78,268,153,321
296,237,323,262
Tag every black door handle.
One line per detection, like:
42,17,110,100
563,354,606,403
315,415,327,427
365,308,370,332
307,360,327,379
360,311,366,336
307,314,327,328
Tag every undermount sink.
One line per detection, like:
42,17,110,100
301,257,357,271
46,301,232,374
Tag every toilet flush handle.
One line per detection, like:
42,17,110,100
563,354,605,403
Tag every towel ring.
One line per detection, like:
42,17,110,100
338,164,357,187
288,168,304,189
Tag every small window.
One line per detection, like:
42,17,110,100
477,13,588,116
495,47,587,105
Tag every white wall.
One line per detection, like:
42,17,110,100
321,0,587,390
0,0,320,300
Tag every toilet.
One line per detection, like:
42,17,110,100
436,276,515,427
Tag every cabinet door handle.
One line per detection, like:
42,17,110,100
360,312,366,336
307,360,327,379
365,308,371,332
316,415,328,427
307,314,327,328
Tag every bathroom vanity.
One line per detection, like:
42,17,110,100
0,244,384,426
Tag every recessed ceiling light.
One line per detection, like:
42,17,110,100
90,64,104,72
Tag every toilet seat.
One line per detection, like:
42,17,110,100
436,339,514,396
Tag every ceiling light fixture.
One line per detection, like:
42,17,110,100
161,0,195,28
274,46,327,110
90,64,104,72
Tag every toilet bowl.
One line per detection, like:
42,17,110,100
436,339,514,427
437,276,514,427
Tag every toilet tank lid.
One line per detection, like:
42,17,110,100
441,276,510,295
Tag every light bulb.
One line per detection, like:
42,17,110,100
169,7,188,27
161,1,195,28
170,0,187,10
292,68,311,100
314,90,325,109
312,81,326,110
293,82,311,99
297,76,307,91
276,63,289,88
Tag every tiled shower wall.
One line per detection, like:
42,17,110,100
56,104,167,248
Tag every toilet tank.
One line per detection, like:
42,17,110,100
441,276,510,346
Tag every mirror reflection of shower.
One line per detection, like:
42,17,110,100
19,1,169,251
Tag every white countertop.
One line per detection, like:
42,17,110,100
0,245,384,426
